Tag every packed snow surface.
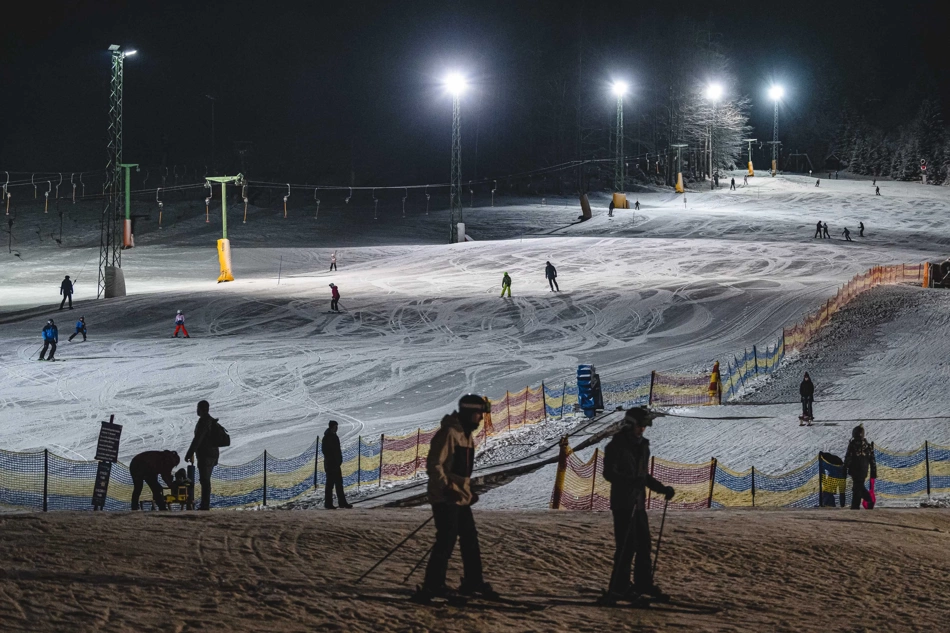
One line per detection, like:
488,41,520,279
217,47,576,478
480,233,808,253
1,174,948,491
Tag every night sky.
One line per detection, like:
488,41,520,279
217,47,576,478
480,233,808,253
1,0,946,185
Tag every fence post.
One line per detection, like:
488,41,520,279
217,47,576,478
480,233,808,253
560,382,567,419
357,436,362,490
506,391,511,433
314,438,319,490
413,428,421,478
378,434,385,487
541,381,547,420
589,448,599,511
262,451,268,506
925,441,931,496
549,436,572,510
523,386,529,427
818,452,824,507
751,466,756,508
707,458,718,508
43,448,48,512
648,371,656,405
752,346,758,374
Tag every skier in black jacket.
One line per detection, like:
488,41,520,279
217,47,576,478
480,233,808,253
322,421,352,509
601,407,675,604
545,261,559,292
185,400,222,510
799,373,815,424
843,425,876,509
59,275,74,310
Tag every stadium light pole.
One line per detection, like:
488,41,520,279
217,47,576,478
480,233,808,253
612,81,628,193
768,85,784,176
445,73,466,243
706,83,723,190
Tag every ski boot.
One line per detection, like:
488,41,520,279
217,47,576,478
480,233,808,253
458,578,501,601
410,584,464,606
634,583,671,603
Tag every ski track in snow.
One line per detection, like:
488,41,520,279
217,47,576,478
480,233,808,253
0,174,948,474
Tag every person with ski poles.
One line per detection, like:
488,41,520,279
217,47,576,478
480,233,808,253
172,310,190,338
500,272,512,298
68,316,86,342
59,275,74,310
730,177,736,191
601,406,675,605
39,319,58,361
545,261,559,292
799,372,814,425
413,394,498,603
329,251,337,272
843,424,876,510
329,283,341,312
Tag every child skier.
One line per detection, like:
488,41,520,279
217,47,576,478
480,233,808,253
68,316,86,342
39,319,58,361
329,283,341,312
173,310,190,338
500,272,512,298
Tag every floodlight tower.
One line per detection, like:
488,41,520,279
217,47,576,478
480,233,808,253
445,73,466,243
768,85,784,176
99,45,136,298
612,81,628,192
706,83,723,189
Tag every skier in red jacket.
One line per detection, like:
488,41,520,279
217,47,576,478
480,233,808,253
329,283,341,312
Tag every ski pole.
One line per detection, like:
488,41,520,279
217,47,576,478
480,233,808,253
652,498,669,578
32,344,44,359
402,543,435,584
354,515,434,585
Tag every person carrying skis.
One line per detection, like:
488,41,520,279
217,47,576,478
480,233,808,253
329,283,341,312
799,372,814,425
329,251,337,272
185,400,225,511
814,221,823,239
730,177,736,191
859,221,865,237
822,222,830,239
129,450,180,511
172,310,189,338
59,275,74,310
322,420,352,509
601,407,675,605
413,394,498,603
68,316,87,342
545,261,559,292
500,272,512,298
842,227,852,242
843,425,876,510
39,319,58,361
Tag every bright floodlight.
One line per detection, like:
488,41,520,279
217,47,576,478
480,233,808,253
769,85,784,101
706,83,723,101
445,73,467,96
124,49,137,57
612,81,628,97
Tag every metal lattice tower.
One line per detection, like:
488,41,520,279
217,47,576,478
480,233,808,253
614,95,624,191
98,46,125,298
449,94,463,243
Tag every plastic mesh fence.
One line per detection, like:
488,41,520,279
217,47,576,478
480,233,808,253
929,443,950,495
0,449,45,511
874,445,928,499
265,442,318,504
650,372,713,406
602,377,650,409
206,452,265,508
543,383,579,417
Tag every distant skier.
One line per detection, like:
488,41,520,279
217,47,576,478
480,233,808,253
329,251,337,272
129,450,180,511
859,222,865,237
814,221,823,239
730,177,736,191
815,179,821,187
59,275,74,310
634,200,640,210
413,394,497,603
799,372,814,425
68,316,86,342
329,283,341,312
872,177,876,186
500,272,512,298
843,424,876,510
172,310,190,338
875,186,881,196
743,175,748,186
545,261,559,292
842,227,852,242
39,319,58,361
601,407,675,605
835,170,839,180
322,421,352,509
822,222,830,239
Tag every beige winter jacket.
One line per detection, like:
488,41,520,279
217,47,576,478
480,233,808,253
426,413,475,506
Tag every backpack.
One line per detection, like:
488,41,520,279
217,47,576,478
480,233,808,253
209,419,231,447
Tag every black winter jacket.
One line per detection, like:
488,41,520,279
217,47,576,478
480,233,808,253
186,414,220,468
322,429,343,468
844,438,877,482
129,450,180,488
799,379,814,399
602,428,667,508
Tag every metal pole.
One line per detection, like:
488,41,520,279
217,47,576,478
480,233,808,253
220,182,228,239
449,94,462,243
772,100,779,174
615,95,624,192
99,47,126,298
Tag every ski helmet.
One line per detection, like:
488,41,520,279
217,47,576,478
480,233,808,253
177,310,182,314
458,394,490,414
47,319,53,325
329,283,335,287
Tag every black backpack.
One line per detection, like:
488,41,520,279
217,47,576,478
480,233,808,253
209,419,231,448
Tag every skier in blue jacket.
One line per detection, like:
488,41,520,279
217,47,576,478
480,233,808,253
39,319,58,361
68,316,87,342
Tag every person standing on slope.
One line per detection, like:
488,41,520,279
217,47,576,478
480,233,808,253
799,372,815,425
413,395,498,603
545,261,559,292
814,221,823,239
859,222,865,237
500,272,512,298
60,275,74,310
842,227,852,242
822,222,830,239
329,251,337,272
68,316,87,342
39,319,58,361
730,177,736,191
329,283,341,312
186,400,226,510
634,200,640,210
322,420,352,509
172,310,190,338
601,407,675,605
815,178,821,187
875,186,881,196
843,425,876,510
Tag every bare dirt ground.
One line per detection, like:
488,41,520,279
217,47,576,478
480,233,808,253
1,508,948,632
